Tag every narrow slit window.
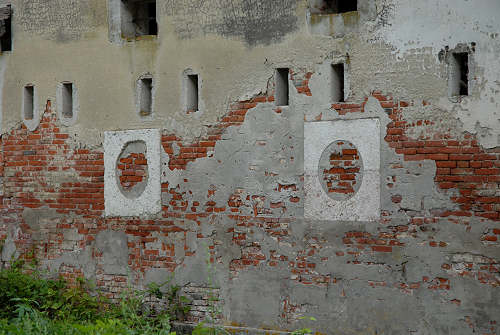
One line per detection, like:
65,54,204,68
121,0,157,38
332,63,345,102
23,85,34,120
0,5,11,52
186,74,199,112
147,2,157,35
310,0,357,14
139,78,153,117
449,52,469,96
275,68,289,106
62,83,73,118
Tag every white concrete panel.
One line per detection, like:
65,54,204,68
104,129,161,217
304,118,380,221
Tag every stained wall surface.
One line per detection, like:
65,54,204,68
0,1,499,334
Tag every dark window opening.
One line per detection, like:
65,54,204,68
139,78,153,117
310,0,357,14
147,2,157,35
450,52,469,96
0,5,12,52
121,0,157,38
62,83,73,118
337,0,357,13
24,85,34,120
275,68,289,106
332,63,345,102
186,74,199,112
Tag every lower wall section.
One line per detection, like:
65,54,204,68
0,88,499,334
172,322,291,335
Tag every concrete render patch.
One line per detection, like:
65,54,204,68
304,118,380,221
95,230,129,275
104,129,161,217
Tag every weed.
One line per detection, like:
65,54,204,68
191,245,228,335
291,316,317,335
0,260,176,334
0,260,105,321
147,279,191,321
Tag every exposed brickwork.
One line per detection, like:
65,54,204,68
342,230,404,254
442,254,499,288
481,228,500,245
0,86,498,331
320,140,362,198
1,101,104,217
318,93,500,297
332,102,365,116
290,69,312,96
117,152,148,190
182,286,222,323
379,93,500,221
161,70,312,172
162,95,271,171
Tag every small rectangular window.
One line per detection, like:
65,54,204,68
186,74,199,112
337,0,357,13
310,0,357,14
62,83,73,118
331,63,345,102
449,52,468,96
23,85,34,120
139,78,153,117
147,2,157,35
0,5,12,52
275,68,289,106
121,0,157,38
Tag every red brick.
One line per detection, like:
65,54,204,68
482,235,498,242
436,161,457,168
371,246,392,252
199,141,216,147
436,168,450,175
403,141,425,148
437,147,461,154
473,154,497,160
475,168,500,175
396,148,417,155
425,154,448,160
449,154,473,161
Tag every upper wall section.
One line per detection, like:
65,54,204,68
162,0,301,46
0,0,499,149
16,0,106,42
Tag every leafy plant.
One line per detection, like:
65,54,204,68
146,279,191,321
0,261,176,334
0,261,107,322
291,316,317,335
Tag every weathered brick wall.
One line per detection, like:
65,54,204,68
0,71,498,334
0,0,499,333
